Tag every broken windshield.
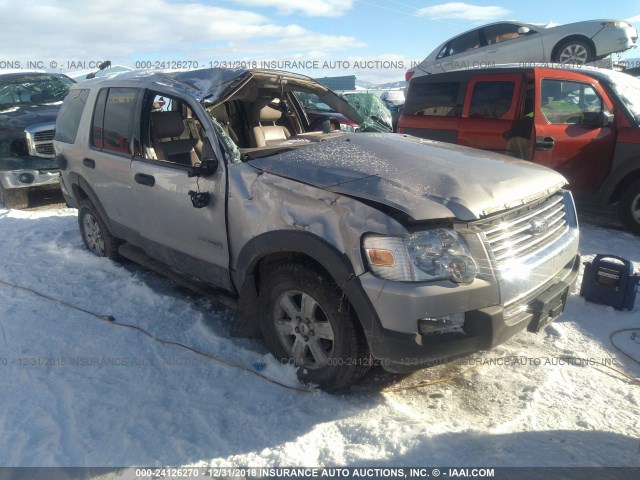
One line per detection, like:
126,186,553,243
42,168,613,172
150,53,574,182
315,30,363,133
0,74,74,110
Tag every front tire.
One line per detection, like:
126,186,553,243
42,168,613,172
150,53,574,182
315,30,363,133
554,39,593,64
0,185,29,209
260,263,370,392
618,179,640,235
78,199,121,259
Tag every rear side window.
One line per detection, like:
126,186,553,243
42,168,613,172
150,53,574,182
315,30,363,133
438,30,482,58
405,82,460,116
91,87,138,156
54,89,89,144
469,81,515,119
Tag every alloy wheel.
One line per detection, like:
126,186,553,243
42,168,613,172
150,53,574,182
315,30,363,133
273,290,335,369
559,44,589,64
82,213,105,256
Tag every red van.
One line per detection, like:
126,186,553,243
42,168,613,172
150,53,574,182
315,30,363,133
398,66,640,234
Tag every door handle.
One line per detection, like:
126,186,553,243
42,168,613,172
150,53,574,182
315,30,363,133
134,173,155,187
82,158,95,169
535,136,555,151
488,49,498,53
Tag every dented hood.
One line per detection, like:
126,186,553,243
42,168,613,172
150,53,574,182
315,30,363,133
250,134,567,221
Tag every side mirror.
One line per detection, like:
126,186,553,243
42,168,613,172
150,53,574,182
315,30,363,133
600,111,615,127
518,26,531,34
188,158,219,177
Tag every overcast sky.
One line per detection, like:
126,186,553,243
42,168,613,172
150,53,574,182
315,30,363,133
2,0,640,83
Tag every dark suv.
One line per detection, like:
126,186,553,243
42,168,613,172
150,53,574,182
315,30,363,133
54,68,579,391
398,65,640,234
0,71,74,208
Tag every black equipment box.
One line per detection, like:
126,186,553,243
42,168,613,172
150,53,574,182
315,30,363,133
580,255,639,311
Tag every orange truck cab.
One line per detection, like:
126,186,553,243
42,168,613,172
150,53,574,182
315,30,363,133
398,66,640,233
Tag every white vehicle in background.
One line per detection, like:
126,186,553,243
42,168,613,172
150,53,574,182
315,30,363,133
407,20,638,80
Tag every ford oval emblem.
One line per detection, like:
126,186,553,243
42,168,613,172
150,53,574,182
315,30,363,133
529,218,549,236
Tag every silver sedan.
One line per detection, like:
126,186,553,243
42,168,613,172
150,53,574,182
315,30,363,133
408,20,638,78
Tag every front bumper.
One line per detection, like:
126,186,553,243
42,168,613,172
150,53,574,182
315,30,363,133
0,157,60,190
362,254,580,373
592,25,638,56
0,168,60,189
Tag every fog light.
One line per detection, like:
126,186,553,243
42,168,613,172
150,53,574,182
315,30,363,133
17,173,34,184
418,313,465,335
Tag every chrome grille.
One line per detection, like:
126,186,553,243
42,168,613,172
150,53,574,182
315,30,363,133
25,126,56,159
35,143,55,156
33,130,54,142
476,192,569,265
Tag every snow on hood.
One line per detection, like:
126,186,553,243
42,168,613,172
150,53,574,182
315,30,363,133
250,134,567,221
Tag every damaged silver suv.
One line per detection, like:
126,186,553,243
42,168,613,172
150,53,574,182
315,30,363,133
54,68,580,391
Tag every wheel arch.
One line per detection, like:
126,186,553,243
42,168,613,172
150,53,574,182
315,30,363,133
611,170,640,203
230,230,378,343
234,231,359,288
68,172,115,235
551,35,596,61
604,167,640,204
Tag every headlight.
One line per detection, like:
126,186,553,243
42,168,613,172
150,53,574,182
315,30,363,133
363,228,478,283
340,123,356,132
603,21,631,28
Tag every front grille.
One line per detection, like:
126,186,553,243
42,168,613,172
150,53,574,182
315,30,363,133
35,143,55,156
33,130,54,142
475,191,569,265
25,126,55,158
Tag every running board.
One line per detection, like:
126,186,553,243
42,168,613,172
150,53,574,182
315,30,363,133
118,243,238,309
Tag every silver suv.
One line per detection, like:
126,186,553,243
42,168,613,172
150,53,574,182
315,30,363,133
54,68,580,391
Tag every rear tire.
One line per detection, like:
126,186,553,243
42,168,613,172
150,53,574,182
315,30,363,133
0,185,29,209
78,199,121,259
260,263,371,392
618,179,640,235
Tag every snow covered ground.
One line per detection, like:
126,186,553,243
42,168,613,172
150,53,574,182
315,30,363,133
0,203,638,468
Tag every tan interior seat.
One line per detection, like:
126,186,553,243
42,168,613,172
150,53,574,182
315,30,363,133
251,105,291,147
150,111,200,165
495,32,521,44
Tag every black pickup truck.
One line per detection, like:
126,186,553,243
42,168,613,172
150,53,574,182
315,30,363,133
0,71,74,208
